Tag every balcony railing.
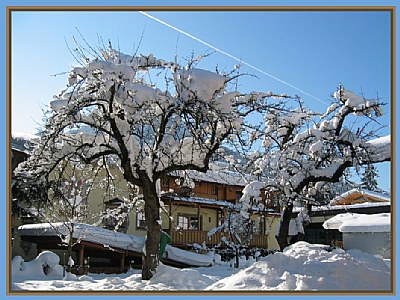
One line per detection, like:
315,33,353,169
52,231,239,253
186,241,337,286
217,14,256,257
70,266,131,275
167,230,268,249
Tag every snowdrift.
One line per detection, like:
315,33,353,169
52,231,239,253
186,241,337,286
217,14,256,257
206,242,390,291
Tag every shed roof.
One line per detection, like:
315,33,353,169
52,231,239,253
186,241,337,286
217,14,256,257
323,212,391,233
330,188,391,206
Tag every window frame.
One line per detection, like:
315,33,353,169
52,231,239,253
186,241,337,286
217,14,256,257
211,185,219,196
161,178,170,188
177,214,202,231
136,210,146,230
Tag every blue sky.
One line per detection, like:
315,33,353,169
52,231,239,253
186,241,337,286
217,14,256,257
12,10,391,126
10,9,392,191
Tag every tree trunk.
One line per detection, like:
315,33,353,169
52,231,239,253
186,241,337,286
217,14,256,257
67,223,74,273
141,177,161,280
234,247,240,268
276,203,293,251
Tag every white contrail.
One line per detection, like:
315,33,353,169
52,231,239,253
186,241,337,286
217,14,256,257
139,11,329,105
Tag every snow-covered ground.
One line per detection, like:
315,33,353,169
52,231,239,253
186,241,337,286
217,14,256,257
11,242,391,291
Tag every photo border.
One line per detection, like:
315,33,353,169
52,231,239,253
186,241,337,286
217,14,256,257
5,5,396,297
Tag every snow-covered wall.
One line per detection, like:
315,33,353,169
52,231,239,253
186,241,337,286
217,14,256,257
343,232,391,259
323,213,391,258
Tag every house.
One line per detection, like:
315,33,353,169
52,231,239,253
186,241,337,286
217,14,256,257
323,212,391,258
300,189,391,247
156,169,281,250
11,133,281,270
11,134,41,259
15,167,281,274
81,167,281,251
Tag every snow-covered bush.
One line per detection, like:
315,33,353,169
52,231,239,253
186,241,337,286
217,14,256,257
12,251,64,280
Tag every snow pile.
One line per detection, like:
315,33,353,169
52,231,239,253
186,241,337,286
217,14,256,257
323,213,391,233
149,263,214,290
12,251,64,280
206,242,390,291
174,68,226,101
364,135,391,162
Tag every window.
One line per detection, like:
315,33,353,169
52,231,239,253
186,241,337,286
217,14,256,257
177,214,201,230
259,215,266,235
161,178,169,188
136,211,146,230
235,191,243,201
102,198,130,233
304,223,342,245
211,186,218,196
217,210,224,227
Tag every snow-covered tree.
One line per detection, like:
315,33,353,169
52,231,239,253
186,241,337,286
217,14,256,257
13,42,287,279
361,164,380,191
244,85,390,250
34,160,92,272
212,181,264,268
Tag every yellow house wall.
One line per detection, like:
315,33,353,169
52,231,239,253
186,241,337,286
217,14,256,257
167,205,219,232
125,204,219,236
267,216,281,251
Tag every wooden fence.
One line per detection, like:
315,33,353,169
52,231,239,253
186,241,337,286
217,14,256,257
168,230,268,248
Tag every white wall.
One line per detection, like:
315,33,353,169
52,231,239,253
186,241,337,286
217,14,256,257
343,232,391,259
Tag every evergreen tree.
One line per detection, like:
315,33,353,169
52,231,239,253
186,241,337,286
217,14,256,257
361,164,379,191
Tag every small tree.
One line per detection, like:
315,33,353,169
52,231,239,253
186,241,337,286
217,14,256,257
28,159,93,272
209,181,264,268
361,163,380,191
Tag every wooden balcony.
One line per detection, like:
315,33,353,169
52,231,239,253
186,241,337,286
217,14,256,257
167,230,268,249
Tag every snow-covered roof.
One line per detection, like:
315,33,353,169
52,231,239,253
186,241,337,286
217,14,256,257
323,213,391,233
330,188,391,205
163,195,234,208
18,222,218,269
18,222,145,253
163,195,278,215
293,200,390,214
169,168,256,187
11,133,39,154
